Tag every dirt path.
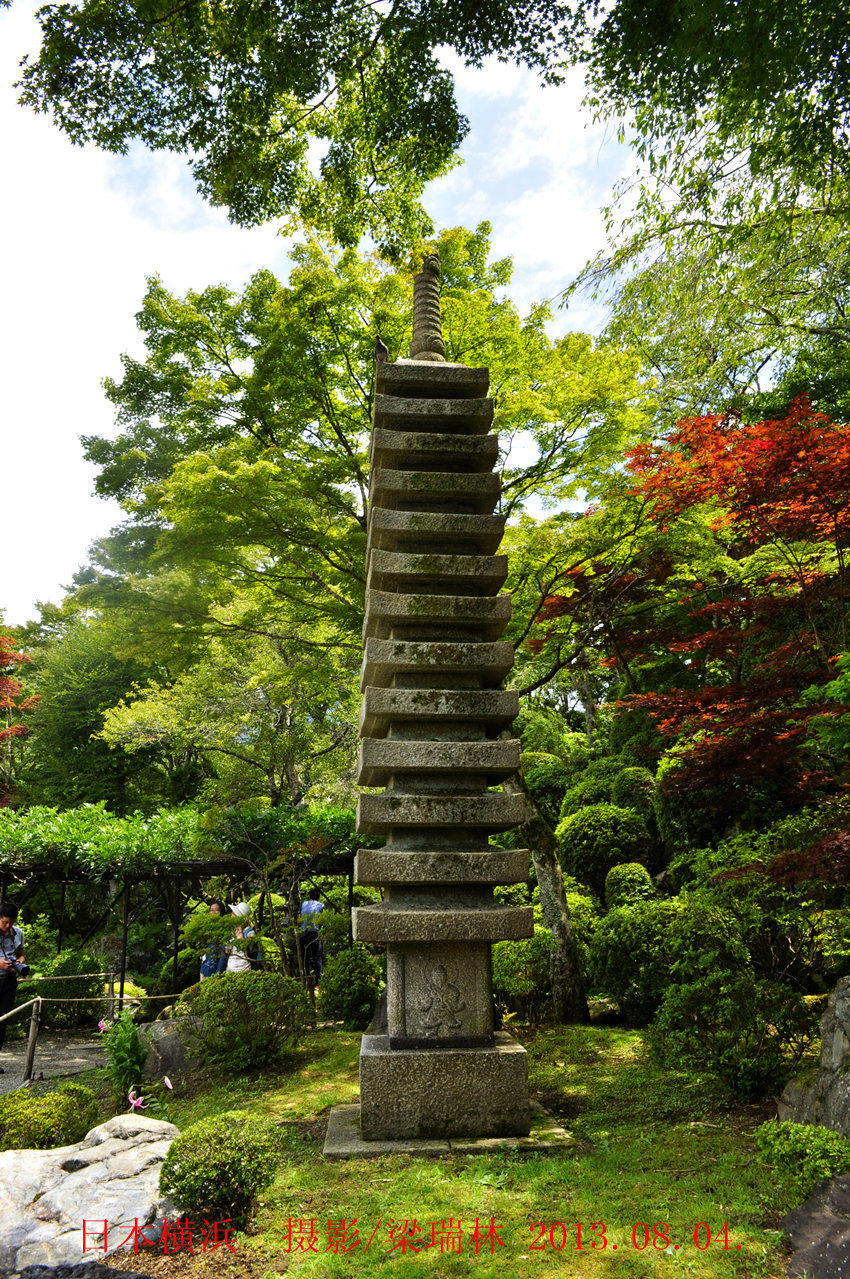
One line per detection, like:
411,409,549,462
0,1031,106,1095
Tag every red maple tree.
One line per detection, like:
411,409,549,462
0,635,37,806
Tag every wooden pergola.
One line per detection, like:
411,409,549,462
0,850,356,1002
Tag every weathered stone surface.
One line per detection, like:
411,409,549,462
363,590,511,642
366,550,508,593
367,509,504,553
386,942,494,1046
139,1017,200,1079
360,639,514,690
359,687,518,737
370,427,498,470
779,977,850,1135
355,847,529,885
0,1114,177,1272
780,1174,850,1278
357,792,527,834
370,469,499,513
374,391,494,427
17,1265,153,1279
353,903,533,944
359,1033,530,1140
358,738,520,785
376,362,489,400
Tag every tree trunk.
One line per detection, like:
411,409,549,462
506,773,589,1024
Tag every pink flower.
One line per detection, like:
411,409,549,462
163,1076,173,1090
127,1089,147,1110
97,1019,108,1033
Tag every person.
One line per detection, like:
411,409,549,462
226,902,255,974
0,903,26,1071
199,900,228,980
298,888,325,988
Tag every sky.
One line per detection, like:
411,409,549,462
0,3,630,628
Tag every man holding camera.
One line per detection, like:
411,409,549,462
0,903,27,1069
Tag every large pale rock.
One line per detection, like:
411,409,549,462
779,977,850,1135
0,1113,177,1271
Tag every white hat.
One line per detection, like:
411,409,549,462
231,902,250,917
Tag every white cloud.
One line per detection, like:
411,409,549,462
0,6,633,626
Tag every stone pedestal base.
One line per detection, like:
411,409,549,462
359,1031,530,1140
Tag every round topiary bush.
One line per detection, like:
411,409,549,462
520,752,572,825
604,862,657,910
611,766,655,818
0,1082,99,1150
319,946,383,1029
159,1110,284,1227
185,971,312,1070
556,803,652,896
587,899,685,1025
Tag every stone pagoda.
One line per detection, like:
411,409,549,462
351,253,533,1141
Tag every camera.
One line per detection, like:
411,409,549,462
17,964,30,978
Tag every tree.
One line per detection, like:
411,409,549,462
533,400,850,837
15,0,570,253
0,633,37,806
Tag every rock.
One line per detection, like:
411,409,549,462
15,1266,151,1279
0,1113,177,1271
779,976,850,1135
780,1174,850,1277
139,1017,200,1079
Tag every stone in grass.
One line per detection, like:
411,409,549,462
780,1174,850,1278
15,1267,152,1279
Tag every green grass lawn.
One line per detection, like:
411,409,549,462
118,1023,796,1279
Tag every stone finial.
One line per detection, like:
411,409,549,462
409,252,446,362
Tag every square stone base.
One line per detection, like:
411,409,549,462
359,1031,530,1140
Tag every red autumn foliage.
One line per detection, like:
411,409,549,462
0,635,38,806
530,400,850,806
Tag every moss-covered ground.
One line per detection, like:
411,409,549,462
101,1023,799,1279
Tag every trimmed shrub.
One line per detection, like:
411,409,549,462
159,1110,284,1228
556,804,652,897
319,946,383,1029
605,862,657,910
559,762,621,819
588,899,685,1024
0,1082,99,1150
755,1120,850,1198
611,766,655,818
650,974,818,1099
186,971,312,1070
520,752,572,825
492,925,554,1022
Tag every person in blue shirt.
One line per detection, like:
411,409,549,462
298,889,325,988
199,900,228,980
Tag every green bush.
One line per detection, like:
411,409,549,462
556,804,652,897
492,925,554,1022
159,1110,284,1227
0,1082,99,1150
319,946,383,1030
611,766,655,818
588,899,685,1024
605,862,657,910
21,949,104,1029
559,761,621,818
520,752,572,825
564,884,602,977
104,1008,150,1104
755,1120,850,1198
651,974,818,1099
186,971,312,1069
